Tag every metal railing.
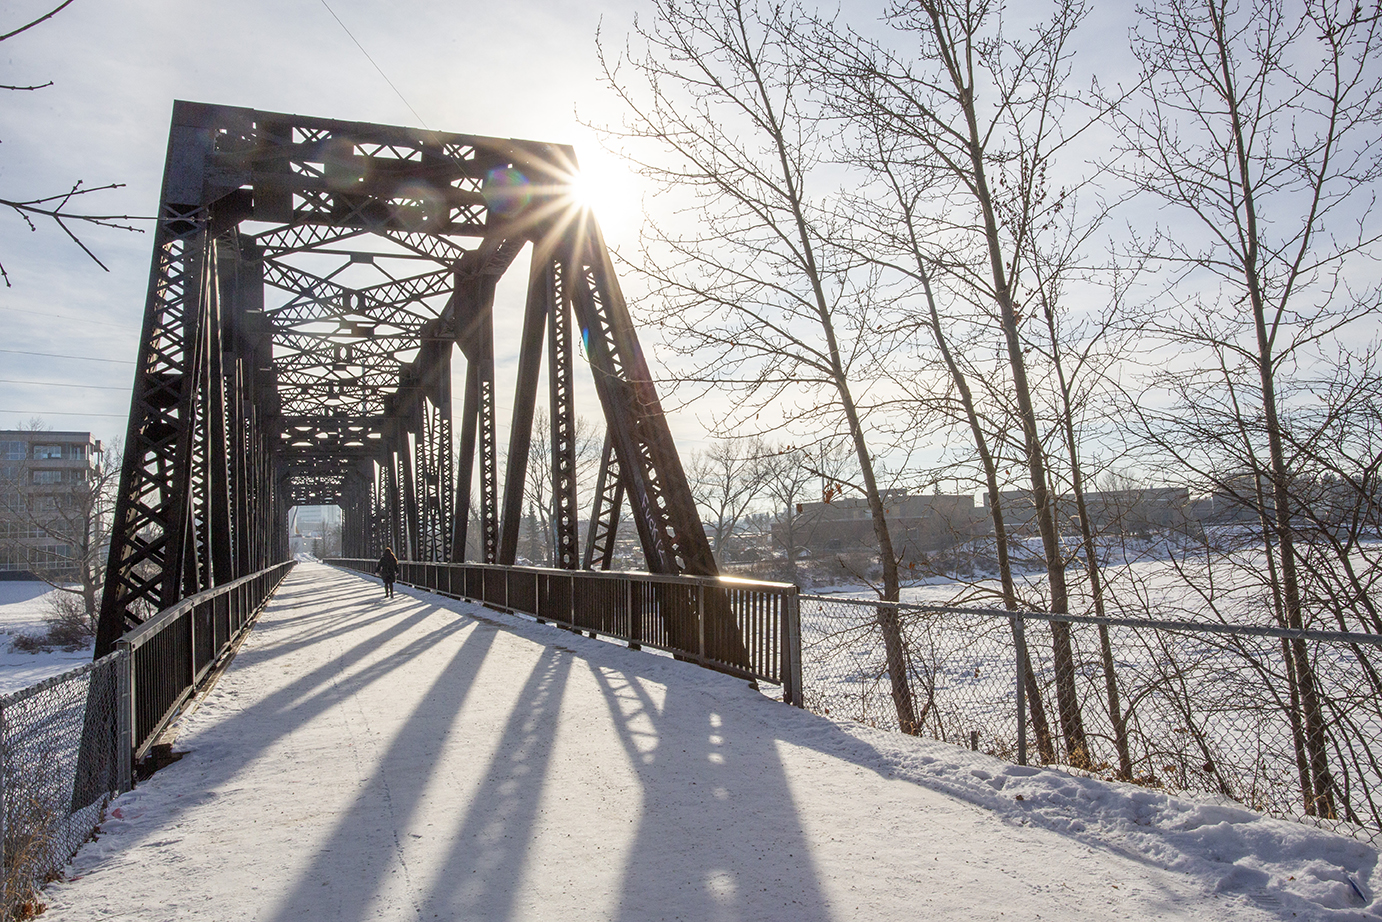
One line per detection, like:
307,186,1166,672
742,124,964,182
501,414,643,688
799,593,1382,841
117,561,295,761
0,560,292,916
326,559,803,704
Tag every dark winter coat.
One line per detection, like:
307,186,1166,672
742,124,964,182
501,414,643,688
376,550,399,581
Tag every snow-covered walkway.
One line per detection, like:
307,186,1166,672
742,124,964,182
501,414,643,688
42,563,1379,920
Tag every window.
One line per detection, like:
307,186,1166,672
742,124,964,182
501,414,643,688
65,444,88,460
32,470,62,485
0,441,24,460
32,445,63,460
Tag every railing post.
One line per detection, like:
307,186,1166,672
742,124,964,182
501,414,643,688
116,642,134,793
783,590,802,707
187,607,197,690
627,578,640,651
1013,614,1028,767
697,582,706,664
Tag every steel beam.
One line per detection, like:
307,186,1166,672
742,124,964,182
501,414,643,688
99,101,725,666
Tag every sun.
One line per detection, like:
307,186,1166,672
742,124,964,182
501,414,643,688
561,150,641,244
566,167,601,212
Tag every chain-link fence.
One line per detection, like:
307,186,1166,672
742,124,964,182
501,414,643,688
799,594,1382,842
0,653,127,918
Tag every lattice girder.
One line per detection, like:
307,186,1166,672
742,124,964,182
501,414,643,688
98,100,725,661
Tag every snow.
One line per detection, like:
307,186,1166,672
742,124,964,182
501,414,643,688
0,580,95,694
34,563,1382,920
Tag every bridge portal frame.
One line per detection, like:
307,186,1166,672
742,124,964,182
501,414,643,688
96,101,721,659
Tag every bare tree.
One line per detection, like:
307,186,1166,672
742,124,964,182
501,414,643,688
758,445,810,584
0,1,141,285
0,437,119,630
820,0,1099,764
688,437,769,562
1110,0,1382,816
518,407,603,566
598,0,919,732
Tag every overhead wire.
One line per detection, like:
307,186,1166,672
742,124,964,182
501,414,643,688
0,379,127,390
318,0,432,131
0,348,133,364
0,306,133,329
0,409,126,418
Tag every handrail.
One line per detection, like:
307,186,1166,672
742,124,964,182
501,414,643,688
122,564,293,651
325,558,803,705
117,560,295,760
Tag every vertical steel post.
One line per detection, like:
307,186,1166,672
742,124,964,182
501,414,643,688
499,251,551,564
548,255,579,570
783,590,803,707
697,582,706,665
116,643,133,793
1014,614,1029,767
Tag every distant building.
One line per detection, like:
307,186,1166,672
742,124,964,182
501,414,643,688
0,430,103,579
772,484,1210,562
994,486,1195,537
772,491,990,561
289,504,342,557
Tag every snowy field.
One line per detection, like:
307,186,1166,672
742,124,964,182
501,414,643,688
0,581,95,695
796,547,1382,836
32,563,1382,920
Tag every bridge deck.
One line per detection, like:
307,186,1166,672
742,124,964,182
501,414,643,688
44,563,1252,921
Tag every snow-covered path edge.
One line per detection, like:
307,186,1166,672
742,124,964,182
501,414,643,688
35,563,1379,921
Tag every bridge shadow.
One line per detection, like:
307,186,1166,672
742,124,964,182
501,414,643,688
69,564,1217,921
216,566,841,920
261,615,504,921
412,646,574,920
588,661,836,922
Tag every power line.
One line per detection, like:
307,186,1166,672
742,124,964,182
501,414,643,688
318,0,432,131
0,379,127,390
1,409,127,418
0,348,133,365
0,306,131,327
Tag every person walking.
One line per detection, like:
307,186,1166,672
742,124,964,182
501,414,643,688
376,546,399,599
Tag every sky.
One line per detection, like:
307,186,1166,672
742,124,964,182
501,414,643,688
0,0,1149,452
0,0,654,448
4,0,1366,500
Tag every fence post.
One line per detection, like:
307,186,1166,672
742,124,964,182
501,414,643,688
1013,614,1028,767
783,590,803,708
116,643,133,794
627,578,640,651
1,698,7,898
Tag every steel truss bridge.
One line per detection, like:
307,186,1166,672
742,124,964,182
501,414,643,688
93,101,723,660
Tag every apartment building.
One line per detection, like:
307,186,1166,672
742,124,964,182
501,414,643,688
0,430,103,579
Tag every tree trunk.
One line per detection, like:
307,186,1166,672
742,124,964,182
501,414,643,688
913,257,1056,760
1211,2,1335,814
954,83,1089,767
1038,289,1133,778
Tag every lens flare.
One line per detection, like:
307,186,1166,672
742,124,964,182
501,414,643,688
482,166,533,217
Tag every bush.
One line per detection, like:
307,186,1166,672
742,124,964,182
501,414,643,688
8,592,96,653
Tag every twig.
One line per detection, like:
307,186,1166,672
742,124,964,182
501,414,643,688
0,0,77,43
0,181,150,285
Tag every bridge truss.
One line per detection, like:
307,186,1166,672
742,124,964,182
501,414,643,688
95,101,718,657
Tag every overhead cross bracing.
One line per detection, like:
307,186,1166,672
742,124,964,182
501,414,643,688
95,101,728,661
